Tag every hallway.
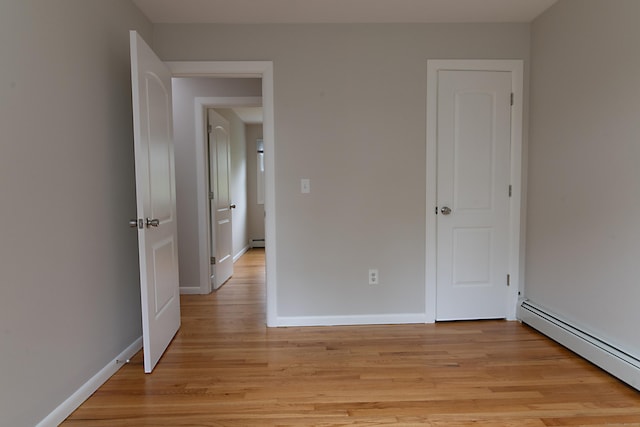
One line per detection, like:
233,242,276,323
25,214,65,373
64,249,640,425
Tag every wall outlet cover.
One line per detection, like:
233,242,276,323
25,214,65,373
369,269,379,285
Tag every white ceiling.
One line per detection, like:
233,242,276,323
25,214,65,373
133,0,558,24
231,107,264,125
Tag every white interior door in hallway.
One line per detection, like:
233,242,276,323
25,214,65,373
130,31,180,373
435,69,513,321
208,109,234,289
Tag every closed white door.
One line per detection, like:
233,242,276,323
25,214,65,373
208,109,234,289
130,31,180,372
436,70,512,320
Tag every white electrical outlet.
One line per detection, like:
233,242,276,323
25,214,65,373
368,269,379,285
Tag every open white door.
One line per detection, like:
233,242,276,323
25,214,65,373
130,31,180,373
207,109,234,289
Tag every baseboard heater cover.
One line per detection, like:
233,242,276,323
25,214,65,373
250,239,265,248
518,299,640,391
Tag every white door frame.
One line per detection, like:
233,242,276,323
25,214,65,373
426,59,524,322
166,62,277,327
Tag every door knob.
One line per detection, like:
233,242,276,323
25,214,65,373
129,219,139,228
230,204,236,209
146,218,160,227
440,206,452,215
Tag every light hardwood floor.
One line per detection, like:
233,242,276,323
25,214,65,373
64,249,640,426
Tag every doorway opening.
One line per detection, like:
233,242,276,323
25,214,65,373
167,62,277,326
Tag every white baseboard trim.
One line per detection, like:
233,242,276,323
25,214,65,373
36,337,143,427
233,245,250,263
274,313,428,327
518,299,640,391
179,286,202,295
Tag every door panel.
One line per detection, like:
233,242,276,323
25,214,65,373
208,109,233,289
130,31,180,373
147,76,174,222
454,92,494,211
452,228,492,285
153,238,177,312
436,70,511,321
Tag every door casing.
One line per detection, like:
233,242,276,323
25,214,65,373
166,62,277,327
426,59,524,322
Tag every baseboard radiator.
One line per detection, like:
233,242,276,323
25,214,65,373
518,299,640,391
250,238,265,248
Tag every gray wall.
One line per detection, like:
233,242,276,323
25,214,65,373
171,78,261,287
246,124,266,242
526,0,640,356
154,23,531,317
0,1,152,425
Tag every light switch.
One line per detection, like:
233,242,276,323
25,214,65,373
301,178,310,194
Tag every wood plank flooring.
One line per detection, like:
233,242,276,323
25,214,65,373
63,249,640,426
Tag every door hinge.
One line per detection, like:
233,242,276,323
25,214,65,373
509,185,512,197
210,257,216,265
507,274,511,287
207,124,212,133
209,191,214,200
510,93,514,106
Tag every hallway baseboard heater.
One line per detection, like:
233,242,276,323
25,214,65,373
250,239,265,248
518,299,640,391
